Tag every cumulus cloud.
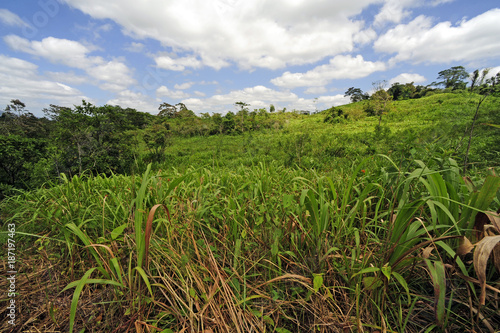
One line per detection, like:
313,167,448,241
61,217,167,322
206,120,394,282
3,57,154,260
374,9,500,64
179,85,347,114
174,82,194,90
124,42,145,53
4,35,99,69
304,86,328,95
374,0,456,27
4,35,136,92
45,71,89,85
389,73,426,85
0,54,88,114
156,86,190,99
60,0,380,70
155,55,202,71
271,55,386,88
106,89,157,113
0,9,29,27
87,60,136,91
374,0,414,26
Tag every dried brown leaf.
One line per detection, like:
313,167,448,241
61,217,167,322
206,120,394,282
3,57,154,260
484,211,500,232
473,235,500,305
457,236,475,256
422,246,434,259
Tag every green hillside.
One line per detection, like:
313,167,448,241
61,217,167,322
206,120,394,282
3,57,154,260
1,91,500,332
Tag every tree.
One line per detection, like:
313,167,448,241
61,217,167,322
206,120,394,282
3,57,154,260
387,82,416,100
269,104,275,113
344,87,369,103
158,102,177,118
365,81,393,126
44,101,136,177
434,66,469,90
234,101,249,132
143,123,171,163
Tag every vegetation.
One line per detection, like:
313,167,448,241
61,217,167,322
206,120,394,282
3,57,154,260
1,66,500,332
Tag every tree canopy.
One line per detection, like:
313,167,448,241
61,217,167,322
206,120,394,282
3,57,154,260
434,66,469,90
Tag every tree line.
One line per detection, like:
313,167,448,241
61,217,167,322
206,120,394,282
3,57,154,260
0,99,288,198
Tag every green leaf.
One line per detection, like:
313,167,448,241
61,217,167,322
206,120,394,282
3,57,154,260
351,266,380,278
65,267,96,333
133,266,154,299
381,264,391,281
110,224,127,240
313,273,324,293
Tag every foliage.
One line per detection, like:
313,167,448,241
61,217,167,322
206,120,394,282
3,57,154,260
323,106,347,124
365,87,393,126
344,87,369,103
387,82,417,100
434,66,469,90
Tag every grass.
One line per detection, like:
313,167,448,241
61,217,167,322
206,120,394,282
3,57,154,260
1,92,500,332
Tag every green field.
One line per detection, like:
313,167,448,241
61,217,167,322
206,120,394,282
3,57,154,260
1,91,500,332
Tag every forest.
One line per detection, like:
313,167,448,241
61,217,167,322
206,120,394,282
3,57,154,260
1,66,500,332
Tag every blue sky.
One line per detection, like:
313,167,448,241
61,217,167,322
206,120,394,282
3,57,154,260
1,0,499,116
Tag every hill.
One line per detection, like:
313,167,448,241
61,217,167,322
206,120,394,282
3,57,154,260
1,91,499,332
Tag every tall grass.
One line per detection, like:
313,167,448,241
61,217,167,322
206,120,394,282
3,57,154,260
1,154,499,332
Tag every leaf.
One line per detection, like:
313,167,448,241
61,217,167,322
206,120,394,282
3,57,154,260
363,276,382,290
457,236,475,256
381,264,391,281
110,224,127,240
422,246,433,259
134,266,154,299
144,204,169,270
64,267,96,333
352,266,380,278
313,273,323,293
425,260,446,327
473,235,500,305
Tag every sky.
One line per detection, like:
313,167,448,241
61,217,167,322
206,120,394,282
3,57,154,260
0,0,499,117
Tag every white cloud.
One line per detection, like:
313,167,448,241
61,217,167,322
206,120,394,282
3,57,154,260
374,9,500,64
271,55,386,88
60,0,380,70
374,0,414,26
106,90,157,113
304,86,327,95
4,35,100,69
389,73,426,85
374,0,456,27
124,42,145,52
0,9,29,27
179,85,347,114
174,82,194,90
0,54,88,114
4,35,136,93
156,86,190,99
45,71,89,85
87,60,136,91
155,55,202,71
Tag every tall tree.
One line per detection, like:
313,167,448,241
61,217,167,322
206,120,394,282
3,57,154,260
235,101,249,132
344,87,369,103
158,102,177,118
434,66,469,90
